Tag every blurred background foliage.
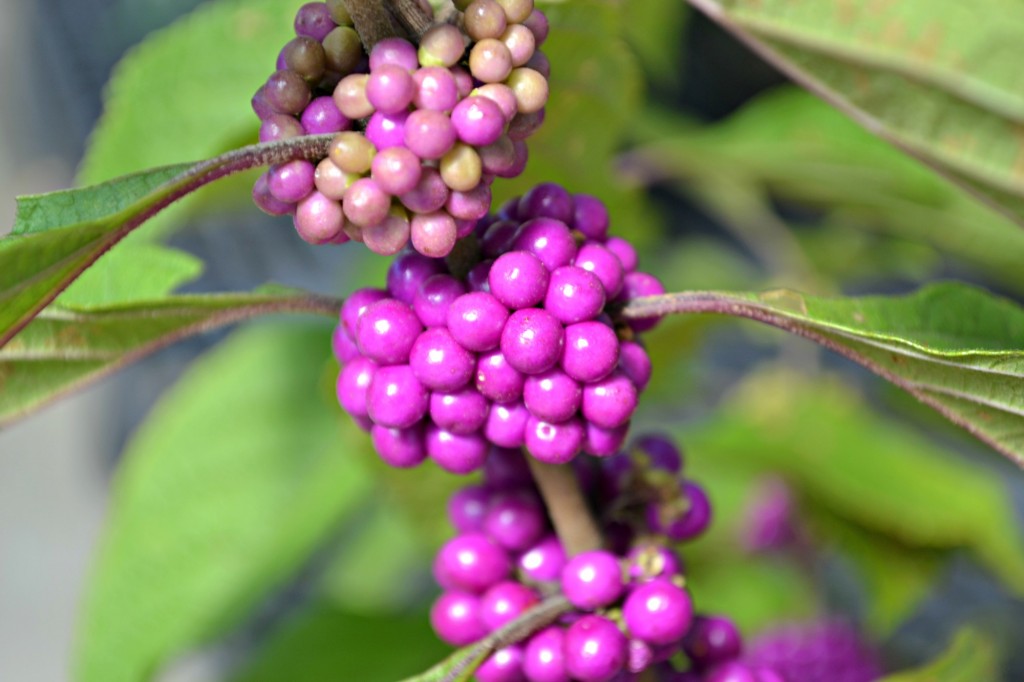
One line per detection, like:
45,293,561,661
4,0,1024,680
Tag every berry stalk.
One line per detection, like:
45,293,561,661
342,0,408,49
526,457,603,556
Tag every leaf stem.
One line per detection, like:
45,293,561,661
343,0,411,49
526,457,604,557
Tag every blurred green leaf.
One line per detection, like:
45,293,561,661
78,0,295,236
75,323,371,682
624,0,689,87
684,367,1024,594
627,282,1024,465
0,288,339,426
506,1,658,246
685,0,1024,225
630,89,1024,293
0,136,330,347
57,243,203,309
881,629,1000,682
809,510,942,635
230,603,449,682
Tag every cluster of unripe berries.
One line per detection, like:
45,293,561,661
251,0,551,257
429,436,781,682
331,185,664,470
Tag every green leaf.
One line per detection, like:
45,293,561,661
229,604,450,682
684,368,1024,594
0,288,339,426
75,323,372,682
625,282,1024,465
881,629,1000,682
0,135,331,347
684,0,1024,225
629,89,1024,294
624,0,689,87
505,1,658,246
79,0,293,186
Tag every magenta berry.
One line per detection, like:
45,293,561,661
524,626,569,682
434,532,511,593
564,615,628,682
682,615,743,670
480,580,540,630
561,550,624,610
518,534,567,582
622,578,693,646
430,591,487,645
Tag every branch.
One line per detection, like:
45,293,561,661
343,0,409,49
388,0,436,37
527,458,604,557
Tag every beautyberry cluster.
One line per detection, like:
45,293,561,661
251,0,551,257
429,435,779,682
331,185,664,471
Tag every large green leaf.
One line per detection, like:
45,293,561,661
0,288,339,426
230,604,449,682
630,89,1024,293
625,282,1024,465
684,369,1024,594
881,629,1000,682
684,0,1024,225
0,135,331,347
75,323,371,682
499,1,658,246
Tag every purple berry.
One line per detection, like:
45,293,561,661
523,368,581,423
293,2,334,41
704,663,760,682
431,591,488,645
575,243,625,299
332,325,360,363
343,177,391,227
400,166,451,213
484,401,530,448
626,543,683,584
268,160,316,203
467,259,495,293
366,63,416,113
519,183,573,223
355,299,422,365
682,616,743,670
370,146,423,195
452,96,506,146
413,66,460,111
365,110,410,150
648,481,712,542
572,194,609,240
371,423,428,468
582,371,638,429
252,172,294,216
561,550,625,610
300,96,349,134
336,357,378,418
427,424,489,474
561,321,619,384
619,272,665,332
565,615,628,682
447,184,493,221
481,220,521,257
605,237,638,272
489,251,550,310
742,478,796,554
634,434,683,473
448,484,490,533
342,288,389,336
411,211,458,258
431,386,490,434
518,534,567,582
484,492,546,551
366,364,429,428
544,266,606,324
584,422,629,457
524,627,569,682
618,341,652,392
481,580,540,630
476,350,525,403
622,579,693,646
387,251,447,304
293,191,346,243
477,646,526,682
512,218,577,271
414,274,467,327
370,37,419,71
448,292,510,352
404,109,458,159
501,308,564,376
524,415,584,464
409,325,476,390
259,113,304,143
434,532,511,593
